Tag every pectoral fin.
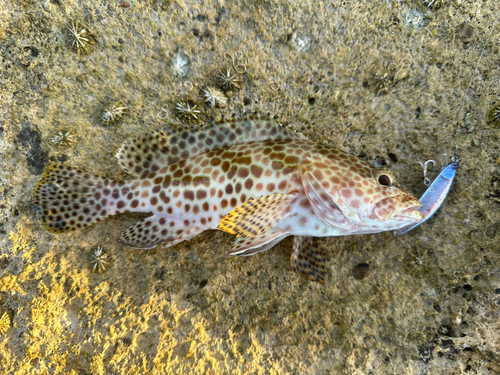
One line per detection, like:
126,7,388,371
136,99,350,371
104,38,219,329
290,236,327,283
218,194,296,238
229,230,288,256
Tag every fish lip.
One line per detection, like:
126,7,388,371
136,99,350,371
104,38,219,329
394,202,425,221
371,196,424,222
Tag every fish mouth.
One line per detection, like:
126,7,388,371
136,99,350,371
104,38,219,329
393,202,425,222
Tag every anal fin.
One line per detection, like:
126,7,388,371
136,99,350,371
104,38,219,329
290,236,327,283
120,215,204,249
218,194,296,238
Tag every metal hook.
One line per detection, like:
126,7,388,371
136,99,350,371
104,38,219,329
414,160,436,186
451,145,460,164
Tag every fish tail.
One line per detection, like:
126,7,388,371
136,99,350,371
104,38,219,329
33,164,114,233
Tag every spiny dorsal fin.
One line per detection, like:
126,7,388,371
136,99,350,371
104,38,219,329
218,194,296,238
116,116,305,177
290,236,327,283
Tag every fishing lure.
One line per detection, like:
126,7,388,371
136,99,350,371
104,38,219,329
394,148,459,236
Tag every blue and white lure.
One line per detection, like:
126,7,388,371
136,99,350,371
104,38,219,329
394,147,459,236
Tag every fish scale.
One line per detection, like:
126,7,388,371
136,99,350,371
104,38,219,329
34,116,424,282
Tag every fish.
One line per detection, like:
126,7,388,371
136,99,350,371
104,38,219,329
33,116,424,282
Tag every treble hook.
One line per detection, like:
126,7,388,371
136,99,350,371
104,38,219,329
414,160,436,187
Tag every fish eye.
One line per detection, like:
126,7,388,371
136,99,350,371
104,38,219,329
373,169,394,187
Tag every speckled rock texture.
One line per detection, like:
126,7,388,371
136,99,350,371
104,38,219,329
1,0,499,374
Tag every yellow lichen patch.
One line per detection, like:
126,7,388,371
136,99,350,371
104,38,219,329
0,275,19,294
8,217,34,257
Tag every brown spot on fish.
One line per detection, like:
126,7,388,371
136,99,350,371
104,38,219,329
131,200,139,208
196,190,207,199
266,183,275,192
221,199,228,209
183,190,195,201
284,155,300,164
342,189,352,199
182,175,192,186
225,184,233,194
244,178,253,190
227,166,238,180
272,161,284,170
221,161,230,173
250,165,263,178
193,176,210,187
237,167,249,178
235,182,242,194
160,191,170,204
234,156,252,165
210,157,222,166
256,183,263,191
230,197,237,207
270,152,285,160
202,202,209,211
150,197,158,206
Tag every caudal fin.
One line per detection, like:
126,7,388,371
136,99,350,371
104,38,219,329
33,164,112,233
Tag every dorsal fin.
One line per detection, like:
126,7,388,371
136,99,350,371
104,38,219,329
116,116,305,177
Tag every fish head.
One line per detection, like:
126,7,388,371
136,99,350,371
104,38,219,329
300,153,424,233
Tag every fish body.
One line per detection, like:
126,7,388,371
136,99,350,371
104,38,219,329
34,117,423,282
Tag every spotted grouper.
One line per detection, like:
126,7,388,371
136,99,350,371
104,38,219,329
33,116,424,282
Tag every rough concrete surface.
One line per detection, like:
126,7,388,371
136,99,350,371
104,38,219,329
0,0,499,373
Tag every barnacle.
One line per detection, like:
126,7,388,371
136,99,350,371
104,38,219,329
68,22,94,55
174,100,201,122
0,312,10,335
91,247,108,272
488,103,500,126
404,249,430,274
203,87,228,107
101,102,127,126
423,0,444,9
367,64,394,95
218,68,241,90
50,131,76,147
